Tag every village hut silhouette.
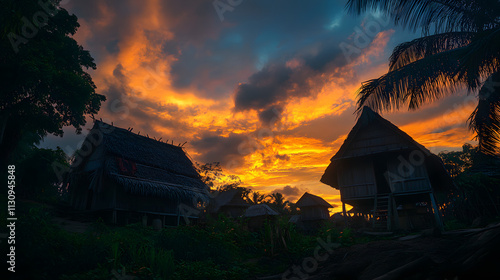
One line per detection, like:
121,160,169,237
67,120,209,227
321,107,453,231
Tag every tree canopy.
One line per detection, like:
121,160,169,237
0,0,105,163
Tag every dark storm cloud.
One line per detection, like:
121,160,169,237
167,0,357,99
234,64,295,111
190,132,249,166
303,44,347,72
271,185,303,201
231,12,396,124
231,21,392,114
258,106,283,125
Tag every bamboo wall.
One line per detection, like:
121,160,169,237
337,152,432,200
337,159,376,199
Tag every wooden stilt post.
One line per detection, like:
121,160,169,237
342,202,348,227
429,192,444,232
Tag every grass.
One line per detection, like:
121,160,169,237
8,198,457,279
7,200,310,279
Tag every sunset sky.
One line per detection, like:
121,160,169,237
40,0,477,213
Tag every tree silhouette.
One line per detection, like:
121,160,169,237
195,162,242,191
347,0,500,155
267,192,289,213
246,191,267,205
0,0,105,163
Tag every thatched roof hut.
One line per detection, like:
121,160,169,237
243,204,280,231
296,192,332,221
68,121,209,226
296,192,332,208
208,189,250,218
321,107,452,231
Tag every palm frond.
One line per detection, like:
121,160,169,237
457,28,500,90
468,72,500,155
390,31,475,71
346,0,500,34
356,47,467,113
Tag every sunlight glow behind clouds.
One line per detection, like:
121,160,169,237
38,0,478,212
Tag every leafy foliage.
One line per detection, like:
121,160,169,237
438,143,477,177
16,147,69,200
267,192,289,213
195,162,242,191
0,0,105,163
442,172,500,223
439,144,500,224
246,190,268,205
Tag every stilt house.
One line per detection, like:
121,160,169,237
68,121,209,226
294,192,333,231
296,192,332,220
321,107,452,231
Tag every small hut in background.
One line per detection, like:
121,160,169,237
68,121,209,227
293,192,333,230
244,204,279,231
208,189,250,218
321,107,452,232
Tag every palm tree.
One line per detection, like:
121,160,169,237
246,191,267,205
347,0,500,155
267,192,289,213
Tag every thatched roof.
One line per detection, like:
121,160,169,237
332,107,432,160
95,121,199,178
244,204,279,217
321,107,452,190
81,121,209,201
209,189,250,213
296,192,333,208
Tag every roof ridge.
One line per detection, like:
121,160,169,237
331,107,431,160
94,120,181,148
